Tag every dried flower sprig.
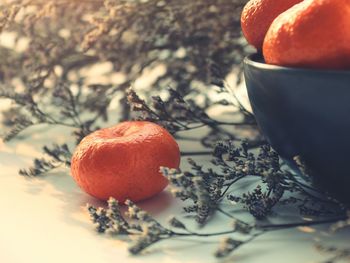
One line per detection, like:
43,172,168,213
127,87,250,133
162,141,346,224
87,198,190,254
127,87,257,148
0,82,99,144
87,196,348,257
19,144,72,176
87,197,259,255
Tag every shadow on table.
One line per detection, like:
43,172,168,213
24,169,175,229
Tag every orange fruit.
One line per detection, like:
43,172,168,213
241,0,302,51
70,121,180,202
263,0,350,69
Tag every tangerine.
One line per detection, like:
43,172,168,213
263,0,350,69
71,121,180,202
241,0,302,50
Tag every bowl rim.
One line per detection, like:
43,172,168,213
244,53,350,75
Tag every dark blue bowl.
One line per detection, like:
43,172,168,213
243,53,350,202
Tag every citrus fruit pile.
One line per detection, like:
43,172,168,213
71,121,180,202
241,0,350,69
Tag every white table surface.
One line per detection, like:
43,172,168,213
0,100,347,263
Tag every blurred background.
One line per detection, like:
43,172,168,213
0,0,254,146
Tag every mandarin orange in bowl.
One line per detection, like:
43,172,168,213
241,0,303,51
71,121,180,202
263,0,350,69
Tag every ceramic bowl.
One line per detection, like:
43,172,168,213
243,53,350,202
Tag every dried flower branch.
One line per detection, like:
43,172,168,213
162,141,346,225
87,195,347,257
19,144,72,176
127,87,257,147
